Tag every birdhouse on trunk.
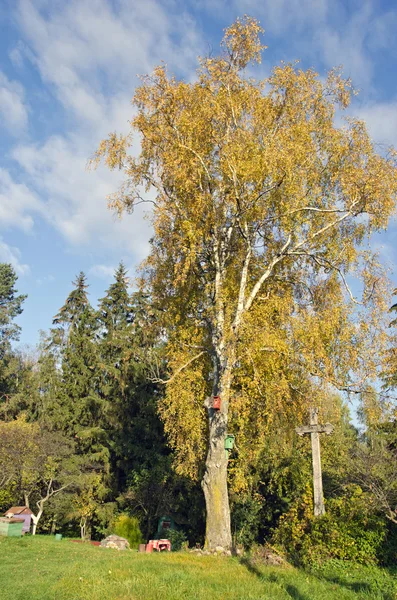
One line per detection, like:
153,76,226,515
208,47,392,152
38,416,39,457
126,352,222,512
212,396,221,410
224,434,235,450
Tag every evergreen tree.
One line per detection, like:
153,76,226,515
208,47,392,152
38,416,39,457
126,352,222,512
0,263,26,357
54,275,107,456
59,308,104,444
0,264,27,418
49,273,111,538
52,272,89,345
97,264,164,485
97,262,132,334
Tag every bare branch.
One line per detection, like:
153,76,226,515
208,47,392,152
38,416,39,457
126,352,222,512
150,350,207,384
232,231,252,333
292,209,356,253
244,235,292,313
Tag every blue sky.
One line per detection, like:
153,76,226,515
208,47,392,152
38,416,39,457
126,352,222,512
0,0,397,348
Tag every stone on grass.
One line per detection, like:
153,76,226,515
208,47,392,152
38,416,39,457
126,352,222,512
100,535,130,550
251,546,285,567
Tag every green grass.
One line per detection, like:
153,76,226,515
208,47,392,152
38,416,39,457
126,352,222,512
0,536,396,600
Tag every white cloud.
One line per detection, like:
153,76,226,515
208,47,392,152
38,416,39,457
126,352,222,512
7,0,396,272
0,71,28,134
229,0,328,35
16,0,202,131
0,168,42,231
0,238,30,275
5,0,203,263
313,3,374,88
356,102,397,148
206,0,376,88
89,264,117,280
12,135,152,261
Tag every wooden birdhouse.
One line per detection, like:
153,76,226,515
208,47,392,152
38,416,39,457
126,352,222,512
212,396,221,410
224,434,235,450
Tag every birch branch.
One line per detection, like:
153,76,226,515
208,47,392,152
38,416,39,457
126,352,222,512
244,235,292,313
150,351,207,384
232,228,252,332
291,210,354,253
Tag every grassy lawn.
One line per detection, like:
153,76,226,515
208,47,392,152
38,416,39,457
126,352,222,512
0,536,396,600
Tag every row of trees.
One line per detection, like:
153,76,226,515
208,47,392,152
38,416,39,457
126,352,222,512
2,17,397,562
1,260,397,562
0,263,203,541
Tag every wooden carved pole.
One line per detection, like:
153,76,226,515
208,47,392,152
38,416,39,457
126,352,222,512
295,408,334,517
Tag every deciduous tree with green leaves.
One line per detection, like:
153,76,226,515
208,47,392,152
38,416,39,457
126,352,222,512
0,416,75,534
93,18,397,550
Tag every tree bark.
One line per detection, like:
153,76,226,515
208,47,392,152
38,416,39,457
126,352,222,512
31,508,43,536
80,518,87,540
201,363,233,551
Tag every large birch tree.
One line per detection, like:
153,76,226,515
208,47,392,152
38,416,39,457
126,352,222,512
93,17,397,550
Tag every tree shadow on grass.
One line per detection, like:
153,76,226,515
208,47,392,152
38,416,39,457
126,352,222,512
319,575,371,594
240,556,397,600
239,557,310,600
318,573,396,600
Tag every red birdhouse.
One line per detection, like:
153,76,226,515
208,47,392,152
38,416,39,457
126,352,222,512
213,396,221,410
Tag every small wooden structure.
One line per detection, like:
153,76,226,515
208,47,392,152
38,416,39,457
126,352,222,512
4,506,33,534
0,518,24,537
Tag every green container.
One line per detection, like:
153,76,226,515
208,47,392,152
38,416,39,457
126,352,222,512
0,519,23,537
55,533,63,541
224,434,235,450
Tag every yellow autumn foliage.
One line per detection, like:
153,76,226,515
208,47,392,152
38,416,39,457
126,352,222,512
94,17,397,492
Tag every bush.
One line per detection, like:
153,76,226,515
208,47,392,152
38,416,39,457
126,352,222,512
113,514,143,549
231,494,263,550
273,484,387,567
0,488,16,513
158,528,187,551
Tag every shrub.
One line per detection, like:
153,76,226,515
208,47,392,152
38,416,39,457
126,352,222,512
273,484,387,567
158,527,187,551
113,514,143,549
231,494,263,550
0,488,16,513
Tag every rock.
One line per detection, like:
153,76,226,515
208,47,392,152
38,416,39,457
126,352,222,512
262,550,284,566
215,546,224,553
251,546,285,567
100,535,130,551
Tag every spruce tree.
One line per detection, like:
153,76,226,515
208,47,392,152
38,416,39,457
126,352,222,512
97,264,165,486
0,263,26,357
52,272,89,346
51,274,108,460
0,264,27,417
50,273,111,537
